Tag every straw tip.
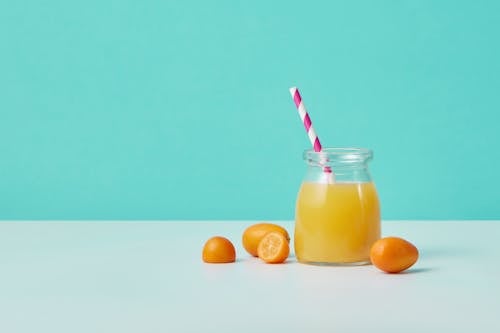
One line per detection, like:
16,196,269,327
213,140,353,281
289,87,297,95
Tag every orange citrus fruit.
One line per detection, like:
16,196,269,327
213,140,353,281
370,237,419,273
257,232,290,264
242,223,290,257
202,236,236,263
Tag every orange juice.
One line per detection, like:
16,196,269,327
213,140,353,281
295,181,380,264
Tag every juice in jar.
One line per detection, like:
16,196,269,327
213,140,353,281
295,181,380,264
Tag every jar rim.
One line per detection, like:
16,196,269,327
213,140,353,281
303,147,373,164
304,147,372,156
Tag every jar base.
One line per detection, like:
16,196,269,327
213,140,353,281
297,259,372,266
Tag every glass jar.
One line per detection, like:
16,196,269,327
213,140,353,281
294,148,381,265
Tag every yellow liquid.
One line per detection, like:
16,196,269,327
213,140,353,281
295,181,381,264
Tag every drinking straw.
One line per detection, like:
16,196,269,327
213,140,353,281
289,87,334,182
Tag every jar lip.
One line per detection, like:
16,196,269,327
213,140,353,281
304,147,372,157
303,147,373,164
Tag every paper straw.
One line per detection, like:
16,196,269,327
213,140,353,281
289,87,334,181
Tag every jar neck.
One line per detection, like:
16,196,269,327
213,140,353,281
303,148,374,183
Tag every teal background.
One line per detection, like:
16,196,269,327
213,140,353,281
1,0,499,220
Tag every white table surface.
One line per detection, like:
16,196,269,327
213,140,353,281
0,221,499,333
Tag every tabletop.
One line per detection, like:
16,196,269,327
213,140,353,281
0,220,499,333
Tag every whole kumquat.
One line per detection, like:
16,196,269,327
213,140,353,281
242,223,290,257
370,237,419,273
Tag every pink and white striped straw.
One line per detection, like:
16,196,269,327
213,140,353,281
289,87,334,181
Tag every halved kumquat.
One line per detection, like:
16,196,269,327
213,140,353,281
257,231,290,264
202,236,236,263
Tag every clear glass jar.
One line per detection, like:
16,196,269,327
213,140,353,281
294,148,381,265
